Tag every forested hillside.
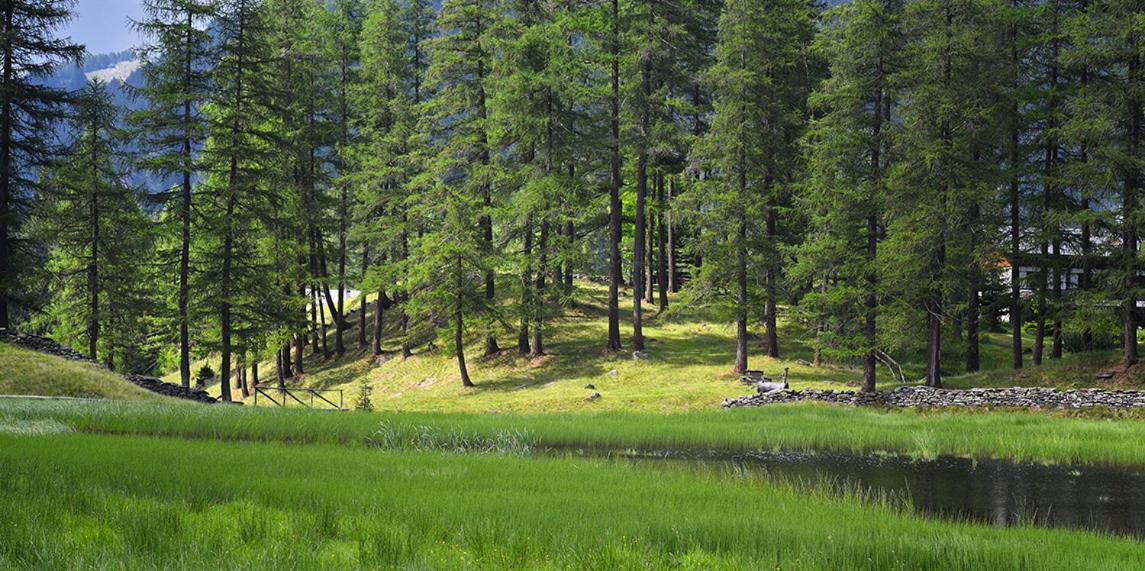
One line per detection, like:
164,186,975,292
4,0,1144,401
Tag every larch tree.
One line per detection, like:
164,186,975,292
37,80,153,367
795,0,901,392
689,0,816,374
131,0,215,387
0,0,83,329
200,0,280,402
886,0,1005,388
1062,0,1145,369
413,0,504,385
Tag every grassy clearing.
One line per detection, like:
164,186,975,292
0,343,164,401
8,399,1145,466
1,431,1141,569
171,282,1128,413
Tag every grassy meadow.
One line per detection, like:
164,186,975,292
169,282,1138,414
7,283,1145,568
4,426,1145,569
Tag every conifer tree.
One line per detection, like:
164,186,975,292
690,0,816,373
0,0,83,328
37,80,153,366
200,0,280,402
1062,0,1145,368
413,0,504,384
796,0,901,391
886,0,1005,387
131,0,215,387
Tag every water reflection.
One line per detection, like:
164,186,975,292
607,450,1145,539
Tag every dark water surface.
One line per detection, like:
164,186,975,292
592,449,1145,539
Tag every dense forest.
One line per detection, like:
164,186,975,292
3,0,1143,400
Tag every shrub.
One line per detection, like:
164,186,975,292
355,383,374,412
195,365,216,385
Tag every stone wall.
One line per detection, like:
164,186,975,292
723,386,1145,409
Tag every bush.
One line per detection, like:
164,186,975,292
195,365,216,385
355,383,374,412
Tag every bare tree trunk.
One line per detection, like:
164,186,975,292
294,333,304,376
1008,15,1023,370
372,287,383,357
968,277,980,373
656,174,668,312
87,132,100,361
926,299,943,388
764,204,779,359
1052,240,1063,360
606,0,623,352
646,195,655,304
632,63,650,352
310,285,320,355
734,216,748,375
519,213,533,354
533,216,549,356
359,246,368,348
564,220,574,290
667,176,677,293
456,256,473,387
1124,34,1141,368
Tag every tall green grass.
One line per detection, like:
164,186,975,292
1,432,1141,569
6,399,1145,466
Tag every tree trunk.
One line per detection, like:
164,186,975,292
967,277,980,373
533,216,549,356
645,194,654,304
862,63,884,394
220,189,236,404
656,174,668,312
251,360,259,388
87,125,100,361
1008,15,1023,370
310,285,320,355
519,213,533,354
359,246,368,348
0,7,14,330
372,287,383,356
667,176,678,293
764,205,779,358
632,62,649,352
476,17,498,358
564,220,574,290
294,332,304,376
1052,240,1063,360
1124,34,1141,368
336,195,347,357
606,0,622,352
926,299,942,388
456,256,473,387
734,216,748,375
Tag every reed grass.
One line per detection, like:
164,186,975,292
6,398,1145,466
1,431,1141,569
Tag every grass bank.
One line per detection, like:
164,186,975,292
0,343,163,401
1,431,1141,569
7,399,1145,466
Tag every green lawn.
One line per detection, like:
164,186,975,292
3,429,1143,569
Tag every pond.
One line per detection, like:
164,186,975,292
602,449,1145,539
